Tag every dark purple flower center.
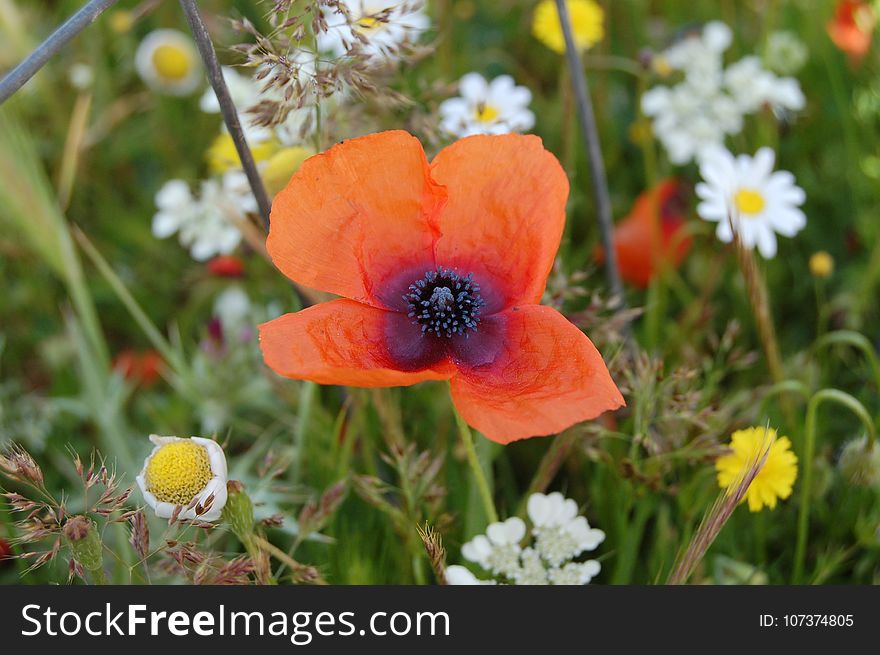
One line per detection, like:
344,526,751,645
403,268,484,338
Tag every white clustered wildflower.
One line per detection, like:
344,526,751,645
152,173,256,261
317,0,430,64
642,21,805,165
439,73,535,137
449,492,604,585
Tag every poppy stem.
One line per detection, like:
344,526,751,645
0,0,120,105
452,406,498,525
179,0,272,232
552,0,625,304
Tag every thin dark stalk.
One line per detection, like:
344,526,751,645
553,0,624,303
0,0,120,104
179,0,272,231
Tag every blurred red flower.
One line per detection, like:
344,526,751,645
113,349,163,387
0,538,12,562
595,178,692,288
828,0,876,63
207,255,245,278
259,131,624,443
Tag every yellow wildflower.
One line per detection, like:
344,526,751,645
532,0,604,54
716,427,798,512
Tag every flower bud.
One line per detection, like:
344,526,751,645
222,480,255,542
838,436,880,488
63,516,103,572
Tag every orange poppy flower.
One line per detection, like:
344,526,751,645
595,178,691,288
828,0,876,62
259,131,624,443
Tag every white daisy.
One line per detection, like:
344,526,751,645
696,146,807,258
152,172,255,261
439,73,535,138
317,0,430,63
136,435,228,522
135,29,202,96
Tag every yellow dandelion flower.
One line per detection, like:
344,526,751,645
716,427,798,512
206,132,280,175
809,251,834,279
532,0,604,55
261,146,315,197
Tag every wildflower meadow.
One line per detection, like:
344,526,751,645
2,0,880,594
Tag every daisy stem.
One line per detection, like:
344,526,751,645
452,406,498,525
729,223,794,426
793,389,877,584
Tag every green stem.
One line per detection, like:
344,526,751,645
792,389,877,583
452,403,498,525
812,330,880,398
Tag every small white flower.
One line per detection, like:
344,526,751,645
214,286,252,333
662,21,731,90
439,73,535,138
136,435,228,522
152,173,255,261
547,560,601,585
696,146,807,258
513,547,549,585
135,29,202,96
317,0,430,63
724,56,805,114
765,31,808,75
461,517,525,578
445,565,494,585
643,21,805,165
450,493,605,585
527,491,579,527
68,63,94,91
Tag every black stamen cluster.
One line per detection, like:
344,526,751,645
403,268,484,338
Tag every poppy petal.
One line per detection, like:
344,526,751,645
267,131,446,309
430,135,569,312
259,299,454,387
449,305,624,444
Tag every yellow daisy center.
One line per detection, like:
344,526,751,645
474,103,500,123
734,188,766,216
151,43,192,81
145,441,212,505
